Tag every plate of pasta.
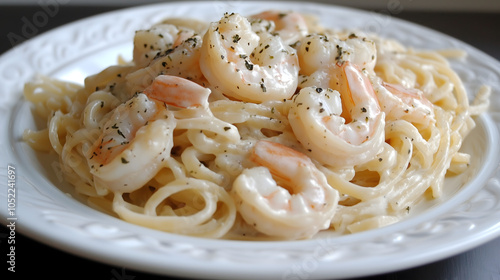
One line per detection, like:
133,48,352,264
2,1,500,279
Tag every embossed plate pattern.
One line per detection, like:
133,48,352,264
1,2,500,279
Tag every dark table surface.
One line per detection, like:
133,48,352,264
1,3,499,279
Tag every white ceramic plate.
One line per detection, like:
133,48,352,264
1,1,500,279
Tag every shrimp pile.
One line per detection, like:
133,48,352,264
23,10,488,240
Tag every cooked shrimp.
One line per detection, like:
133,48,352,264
88,93,175,193
143,74,210,108
88,76,211,192
133,24,195,68
250,10,308,45
297,33,377,89
289,61,385,167
126,33,205,95
200,12,299,103
374,81,435,126
231,140,338,240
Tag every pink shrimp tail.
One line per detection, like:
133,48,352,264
144,75,210,108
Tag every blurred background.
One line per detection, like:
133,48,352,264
1,0,500,11
1,0,499,58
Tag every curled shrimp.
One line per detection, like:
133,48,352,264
249,10,308,45
88,93,175,193
374,81,435,126
231,140,338,240
200,12,299,103
127,30,205,95
133,24,195,68
297,33,377,89
88,75,210,193
289,61,385,167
